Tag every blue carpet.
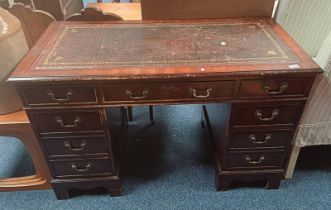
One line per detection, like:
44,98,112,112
0,105,330,210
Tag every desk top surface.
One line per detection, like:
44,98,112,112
9,19,321,82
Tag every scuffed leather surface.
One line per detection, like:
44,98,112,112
36,22,298,70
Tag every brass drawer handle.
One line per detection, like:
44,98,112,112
55,116,82,128
63,140,87,151
263,82,288,95
47,89,73,102
249,134,272,144
255,109,280,121
190,88,212,98
71,162,92,172
125,89,149,100
245,155,265,164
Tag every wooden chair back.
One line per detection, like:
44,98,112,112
8,4,124,49
141,0,276,20
8,3,56,49
65,7,123,21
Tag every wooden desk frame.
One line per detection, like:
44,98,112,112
8,19,321,199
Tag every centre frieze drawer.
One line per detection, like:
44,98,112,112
102,81,235,103
30,110,104,134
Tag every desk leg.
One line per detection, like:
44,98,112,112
52,177,122,200
285,146,301,179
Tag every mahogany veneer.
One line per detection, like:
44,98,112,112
8,19,321,199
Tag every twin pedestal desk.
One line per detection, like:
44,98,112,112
9,19,321,199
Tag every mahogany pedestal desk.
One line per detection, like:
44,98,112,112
9,19,321,199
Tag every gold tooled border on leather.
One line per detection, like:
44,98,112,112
38,22,298,69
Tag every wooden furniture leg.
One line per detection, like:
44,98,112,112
127,107,133,122
149,106,154,124
126,106,154,123
0,110,51,191
285,146,301,179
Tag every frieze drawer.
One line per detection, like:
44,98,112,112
20,85,98,106
30,110,104,134
102,81,235,103
49,157,114,178
42,135,109,158
229,129,293,150
224,150,286,170
238,78,313,98
233,103,304,126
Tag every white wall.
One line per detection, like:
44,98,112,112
276,0,331,58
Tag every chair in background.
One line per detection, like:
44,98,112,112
0,111,51,191
285,34,331,178
66,7,123,21
0,5,51,191
32,0,84,20
275,0,331,178
8,3,55,48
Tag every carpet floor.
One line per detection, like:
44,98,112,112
0,105,330,210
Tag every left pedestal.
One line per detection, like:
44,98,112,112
26,107,127,199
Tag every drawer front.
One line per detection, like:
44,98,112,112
233,104,303,126
42,135,109,157
50,157,113,178
224,151,286,170
102,81,234,103
31,110,104,133
21,85,97,106
239,78,312,98
230,129,293,149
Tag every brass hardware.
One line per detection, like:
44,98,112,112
190,88,212,98
63,140,87,151
71,162,92,172
55,116,82,128
248,134,272,144
245,155,265,164
47,89,73,102
263,82,288,95
255,109,280,121
125,88,149,100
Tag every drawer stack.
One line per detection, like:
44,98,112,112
204,77,313,190
20,84,126,199
17,75,315,196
